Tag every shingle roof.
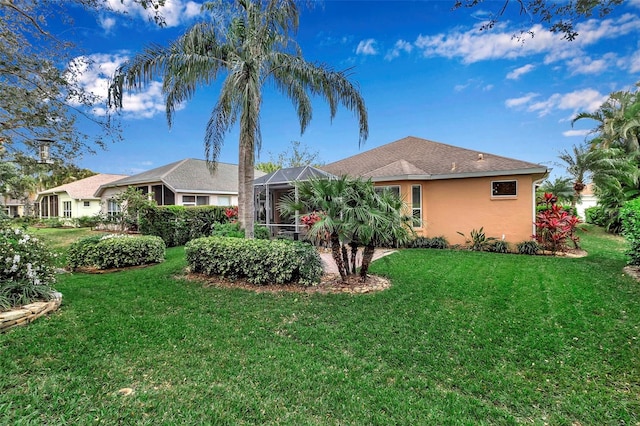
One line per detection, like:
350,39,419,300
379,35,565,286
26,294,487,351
38,174,128,200
321,136,547,180
95,159,266,196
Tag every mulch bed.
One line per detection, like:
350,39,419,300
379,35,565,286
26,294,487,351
183,272,391,295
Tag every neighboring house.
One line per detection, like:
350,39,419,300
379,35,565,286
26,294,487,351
36,174,128,220
320,136,548,245
576,183,598,220
0,195,32,217
94,158,266,216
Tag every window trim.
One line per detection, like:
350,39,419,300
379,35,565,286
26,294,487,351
63,201,72,218
182,195,210,206
107,199,121,217
491,180,518,198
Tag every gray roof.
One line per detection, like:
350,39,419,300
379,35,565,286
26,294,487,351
321,136,548,181
95,159,266,196
39,174,128,200
253,165,336,186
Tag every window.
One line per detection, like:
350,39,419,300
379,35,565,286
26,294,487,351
492,180,517,197
107,199,121,217
83,201,90,207
182,195,210,206
217,196,231,206
374,185,400,197
63,201,72,218
411,184,422,228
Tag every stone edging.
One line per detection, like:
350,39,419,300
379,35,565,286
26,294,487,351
0,292,62,333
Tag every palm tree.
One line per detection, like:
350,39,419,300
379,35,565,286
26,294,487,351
109,0,368,238
279,176,353,281
350,185,412,281
537,177,574,204
280,177,412,282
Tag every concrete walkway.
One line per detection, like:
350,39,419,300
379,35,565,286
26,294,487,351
319,248,397,274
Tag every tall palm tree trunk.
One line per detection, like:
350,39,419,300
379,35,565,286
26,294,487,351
238,140,255,238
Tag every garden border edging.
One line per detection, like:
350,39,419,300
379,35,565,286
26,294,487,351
0,292,62,333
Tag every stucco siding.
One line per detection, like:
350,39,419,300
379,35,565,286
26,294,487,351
375,175,537,245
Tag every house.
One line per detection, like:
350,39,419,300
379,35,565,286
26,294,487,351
320,136,548,245
0,195,32,218
94,158,266,216
576,183,597,220
36,174,128,220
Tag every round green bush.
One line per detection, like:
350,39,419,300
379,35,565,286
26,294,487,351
67,234,166,270
185,236,323,286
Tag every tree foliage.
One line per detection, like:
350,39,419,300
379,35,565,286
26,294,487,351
109,0,368,238
256,140,323,173
453,0,624,41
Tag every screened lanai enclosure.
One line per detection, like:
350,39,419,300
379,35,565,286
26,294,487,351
253,166,336,238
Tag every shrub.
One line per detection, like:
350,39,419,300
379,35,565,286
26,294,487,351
211,222,245,238
407,236,449,249
534,192,581,252
67,234,165,270
254,224,270,240
185,236,323,286
457,227,496,251
76,215,101,228
139,205,231,247
517,240,540,255
0,227,57,310
584,206,607,226
619,198,640,265
489,239,510,253
42,218,63,228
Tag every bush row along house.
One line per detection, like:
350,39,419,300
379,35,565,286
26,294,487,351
33,136,560,244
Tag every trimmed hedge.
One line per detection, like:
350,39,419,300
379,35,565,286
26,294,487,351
406,236,449,249
139,205,230,247
185,236,323,286
67,234,166,270
620,198,640,265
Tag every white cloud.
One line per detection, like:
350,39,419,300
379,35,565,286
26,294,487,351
505,92,538,108
566,54,617,75
506,64,535,80
356,39,378,56
103,0,202,28
384,39,413,61
563,129,591,137
99,15,116,32
413,14,640,68
628,45,640,73
67,53,169,120
506,88,607,117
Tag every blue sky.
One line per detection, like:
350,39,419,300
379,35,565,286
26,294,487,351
59,0,640,178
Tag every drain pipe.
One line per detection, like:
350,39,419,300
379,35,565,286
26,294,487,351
532,175,547,238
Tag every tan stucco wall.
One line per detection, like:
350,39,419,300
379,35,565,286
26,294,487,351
376,174,539,246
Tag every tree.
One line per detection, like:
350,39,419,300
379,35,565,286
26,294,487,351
537,177,574,204
453,0,624,41
256,140,323,173
280,177,412,282
0,0,169,167
279,176,353,281
109,0,368,238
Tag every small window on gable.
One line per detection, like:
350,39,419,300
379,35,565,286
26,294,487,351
492,180,517,197
83,201,90,207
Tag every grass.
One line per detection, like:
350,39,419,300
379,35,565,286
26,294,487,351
1,225,639,424
25,226,108,266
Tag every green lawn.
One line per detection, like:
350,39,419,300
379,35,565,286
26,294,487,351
1,226,639,424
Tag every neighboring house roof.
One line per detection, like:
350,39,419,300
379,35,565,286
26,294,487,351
37,174,128,200
95,158,266,196
321,136,548,181
253,165,336,186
